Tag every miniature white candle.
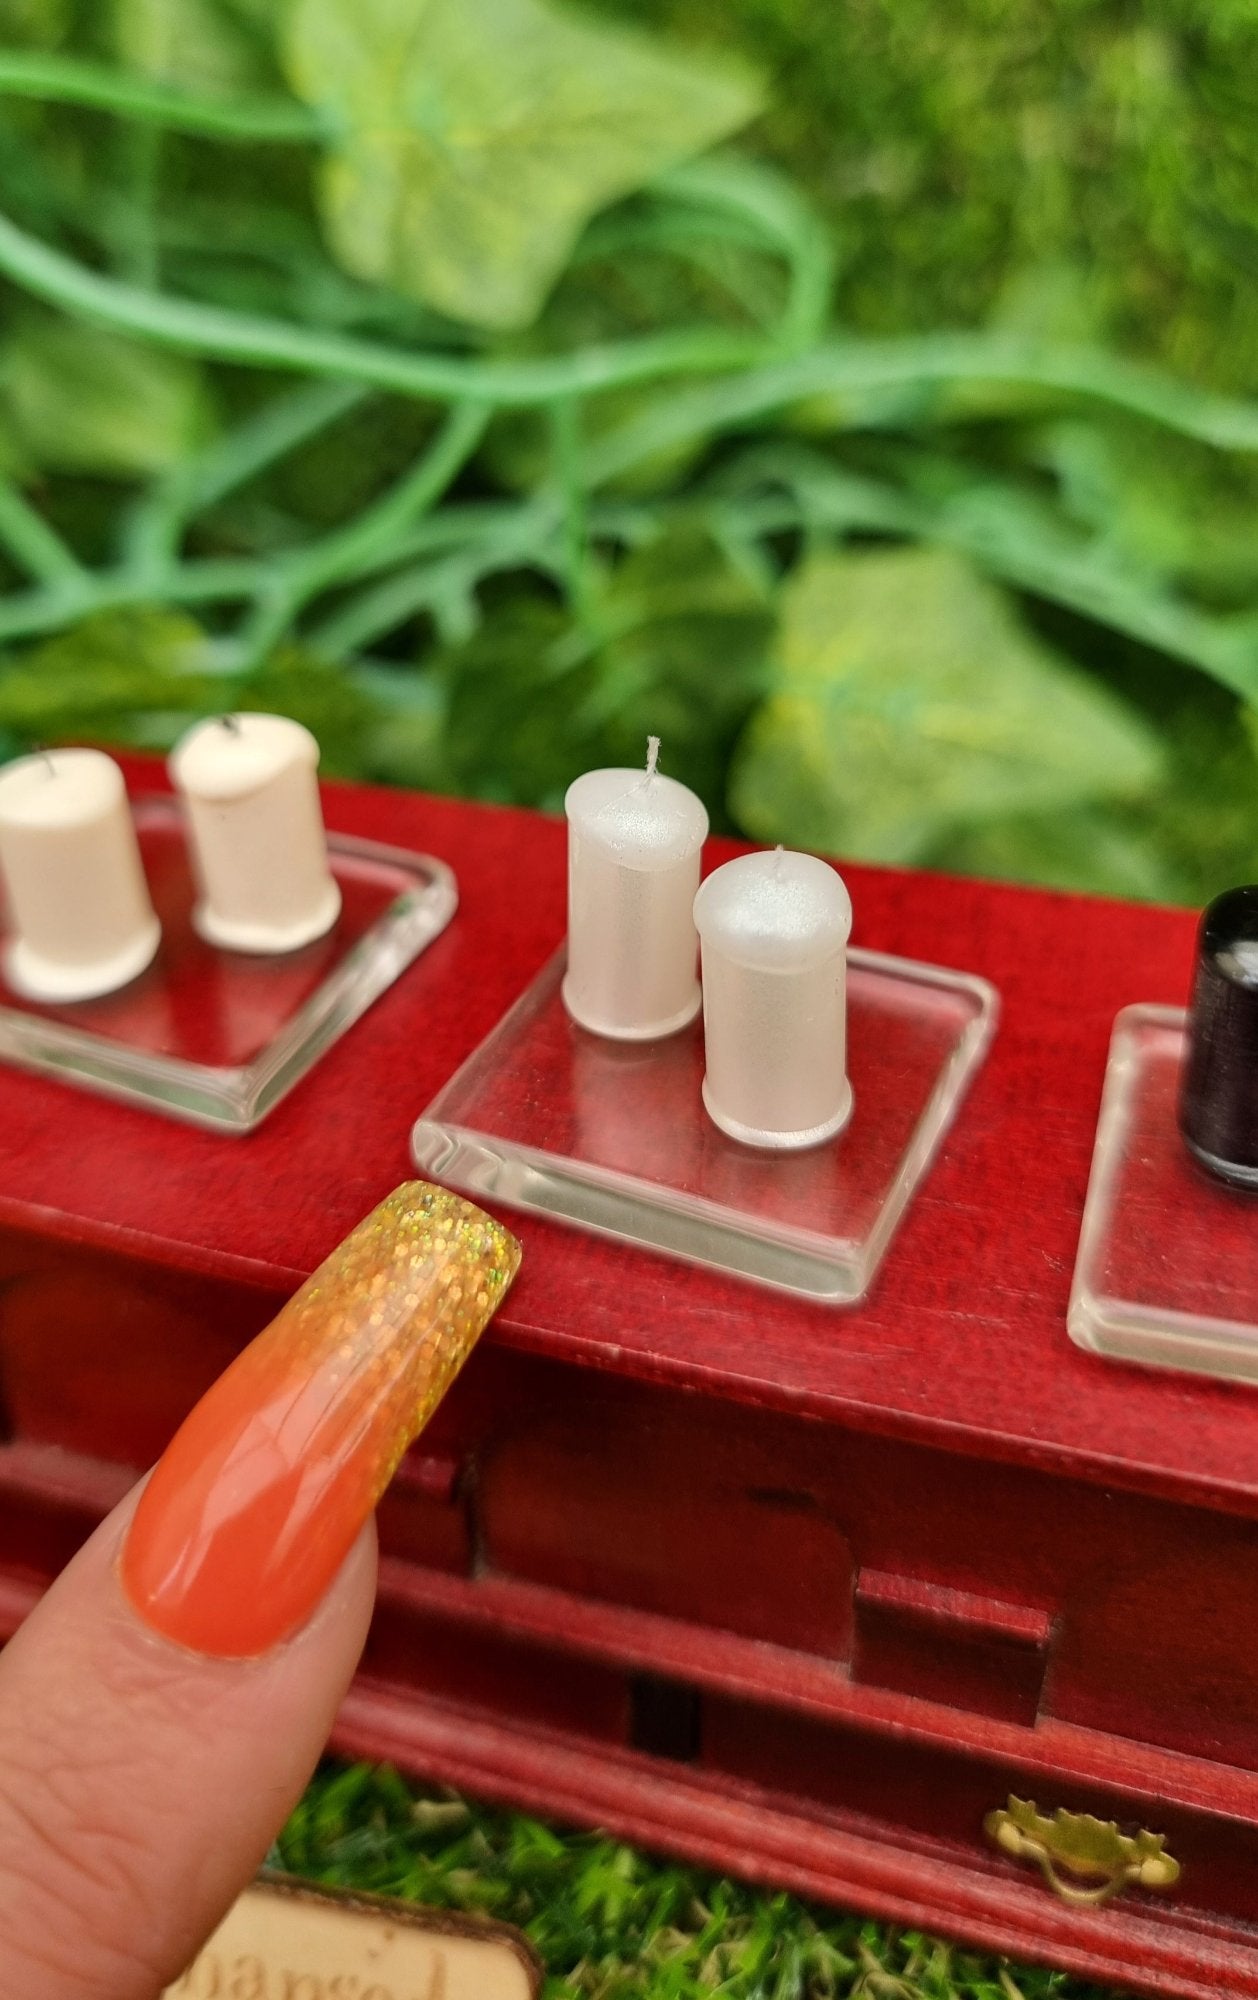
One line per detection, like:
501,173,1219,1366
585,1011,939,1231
0,748,160,1001
693,848,853,1149
170,714,340,954
563,739,709,1040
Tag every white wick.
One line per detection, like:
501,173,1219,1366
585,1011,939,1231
645,735,660,781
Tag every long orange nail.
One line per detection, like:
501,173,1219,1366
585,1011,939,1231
121,1182,520,1657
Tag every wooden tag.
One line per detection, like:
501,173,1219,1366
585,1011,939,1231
164,1872,542,2000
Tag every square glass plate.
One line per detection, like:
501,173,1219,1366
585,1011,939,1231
0,794,457,1132
1069,1003,1258,1382
412,946,997,1302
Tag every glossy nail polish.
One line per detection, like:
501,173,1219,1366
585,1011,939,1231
121,1182,520,1657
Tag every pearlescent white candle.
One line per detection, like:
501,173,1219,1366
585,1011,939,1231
0,748,159,1001
694,848,852,1149
170,714,340,954
563,740,708,1040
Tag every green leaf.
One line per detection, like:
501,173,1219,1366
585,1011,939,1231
0,0,67,48
427,524,772,809
3,317,209,479
1041,416,1258,607
924,262,1110,428
946,690,1258,902
113,0,273,91
0,612,381,772
0,609,217,740
244,649,382,776
729,545,1164,865
935,804,1180,902
217,0,279,29
284,0,761,329
358,664,449,791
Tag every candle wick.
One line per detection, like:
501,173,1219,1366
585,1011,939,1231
645,735,660,782
219,713,241,735
772,844,785,878
34,745,56,778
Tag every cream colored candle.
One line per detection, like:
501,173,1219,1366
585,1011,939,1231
170,714,340,954
693,848,852,1149
563,739,708,1040
0,748,160,1001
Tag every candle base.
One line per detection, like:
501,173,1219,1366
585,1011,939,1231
192,881,342,956
5,918,160,1004
0,797,456,1131
560,980,702,1042
413,946,996,1304
700,1079,853,1152
1070,1003,1258,1383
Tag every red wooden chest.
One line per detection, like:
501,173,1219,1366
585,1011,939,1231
1,757,1256,1999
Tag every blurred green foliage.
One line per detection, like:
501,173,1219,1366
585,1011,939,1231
607,0,1258,395
0,0,1257,905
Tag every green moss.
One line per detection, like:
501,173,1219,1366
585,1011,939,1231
587,0,1258,392
279,1763,1125,1999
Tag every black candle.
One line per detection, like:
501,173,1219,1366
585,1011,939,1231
1178,884,1258,1189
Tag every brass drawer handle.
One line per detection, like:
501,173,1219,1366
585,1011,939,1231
984,1797,1181,1907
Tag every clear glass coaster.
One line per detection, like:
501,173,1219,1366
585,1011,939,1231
411,946,998,1302
1069,1003,1258,1382
0,794,457,1133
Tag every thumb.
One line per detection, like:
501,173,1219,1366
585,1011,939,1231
0,1497,377,1998
0,1181,520,1999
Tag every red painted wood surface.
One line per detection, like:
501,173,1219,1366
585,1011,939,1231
3,755,1258,1997
0,755,1217,1504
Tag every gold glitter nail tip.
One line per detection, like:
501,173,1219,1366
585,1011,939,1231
121,1181,521,1657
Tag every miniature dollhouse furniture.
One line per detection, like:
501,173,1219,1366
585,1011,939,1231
0,757,1255,2000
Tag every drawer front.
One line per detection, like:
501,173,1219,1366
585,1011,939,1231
464,1349,1258,1770
360,1593,630,1745
7,1229,1258,1779
852,1568,1052,1726
700,1692,1258,1930
354,1570,1258,1943
0,1234,266,1467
